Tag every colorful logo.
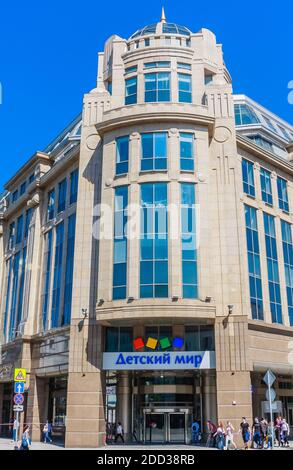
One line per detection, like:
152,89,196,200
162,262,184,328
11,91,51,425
133,336,184,351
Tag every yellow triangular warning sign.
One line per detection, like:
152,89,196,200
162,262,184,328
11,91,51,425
15,371,25,381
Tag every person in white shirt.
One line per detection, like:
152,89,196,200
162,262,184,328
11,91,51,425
224,421,237,450
115,422,125,443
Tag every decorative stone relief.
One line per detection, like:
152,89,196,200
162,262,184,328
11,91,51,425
214,126,232,143
86,134,100,151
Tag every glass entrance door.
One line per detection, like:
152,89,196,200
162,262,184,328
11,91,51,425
145,413,165,442
169,413,185,443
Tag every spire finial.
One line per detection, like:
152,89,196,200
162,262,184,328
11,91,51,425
161,6,166,23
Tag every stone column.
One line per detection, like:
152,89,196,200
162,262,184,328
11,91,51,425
26,375,48,442
202,371,217,426
116,371,132,442
215,316,252,446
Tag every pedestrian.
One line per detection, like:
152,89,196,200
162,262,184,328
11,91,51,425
12,418,20,443
239,417,251,450
191,419,200,444
275,416,282,446
115,422,125,443
9,417,14,441
267,421,274,449
19,426,30,451
43,421,52,443
213,422,225,450
224,421,237,450
48,421,53,441
280,418,289,447
252,417,262,449
206,420,217,447
260,418,268,448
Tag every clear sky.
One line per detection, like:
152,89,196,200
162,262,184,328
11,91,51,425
0,0,292,191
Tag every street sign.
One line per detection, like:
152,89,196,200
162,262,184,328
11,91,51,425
13,405,24,412
266,388,276,402
14,368,26,382
262,401,282,414
14,394,24,405
263,369,276,388
14,382,25,394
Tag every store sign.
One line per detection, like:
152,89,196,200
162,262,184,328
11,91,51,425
103,351,216,371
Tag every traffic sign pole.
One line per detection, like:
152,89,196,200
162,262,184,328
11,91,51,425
268,382,274,449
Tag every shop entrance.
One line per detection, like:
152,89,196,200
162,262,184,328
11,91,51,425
144,409,190,444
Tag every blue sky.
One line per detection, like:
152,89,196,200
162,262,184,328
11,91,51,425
0,0,292,191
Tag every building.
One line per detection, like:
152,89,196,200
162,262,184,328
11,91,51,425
0,10,293,447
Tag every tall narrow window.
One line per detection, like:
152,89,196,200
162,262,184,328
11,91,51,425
8,222,15,250
178,73,192,103
63,213,76,325
51,222,64,328
69,169,79,205
58,179,67,213
281,220,293,326
125,77,137,105
113,187,128,300
244,205,264,320
47,189,55,221
41,230,53,331
16,215,23,244
242,159,255,197
8,252,21,340
140,183,168,298
181,183,197,298
3,258,12,340
116,136,129,175
24,208,33,238
145,73,171,102
141,133,167,171
260,168,273,205
264,213,282,324
180,133,194,171
16,248,27,331
277,177,289,213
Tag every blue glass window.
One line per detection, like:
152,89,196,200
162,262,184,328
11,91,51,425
113,187,128,300
248,135,273,152
63,213,76,325
234,104,260,126
28,173,35,184
244,205,264,320
181,184,197,298
47,189,55,221
145,72,170,102
260,168,273,205
8,222,15,250
281,221,293,326
12,190,18,203
264,213,282,324
116,136,129,175
178,74,192,103
16,215,23,245
20,181,26,196
3,258,12,340
51,222,64,328
8,252,20,340
277,177,289,213
16,247,27,331
58,179,67,213
141,133,167,171
125,66,137,75
125,77,137,105
24,208,33,238
69,169,79,205
41,230,53,331
144,61,171,69
180,133,194,171
242,159,255,197
140,183,168,298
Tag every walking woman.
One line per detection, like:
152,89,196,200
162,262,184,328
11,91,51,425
275,416,282,446
224,422,237,450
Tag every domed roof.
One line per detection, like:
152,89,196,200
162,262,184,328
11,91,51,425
130,9,191,39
